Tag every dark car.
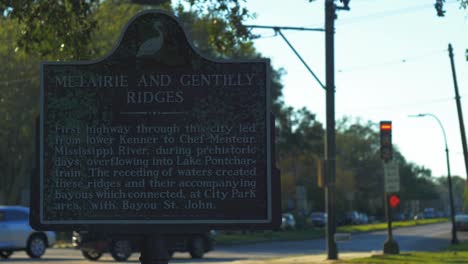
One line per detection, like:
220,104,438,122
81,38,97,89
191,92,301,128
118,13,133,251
72,231,215,261
308,212,327,227
423,208,436,219
455,214,468,231
344,211,361,225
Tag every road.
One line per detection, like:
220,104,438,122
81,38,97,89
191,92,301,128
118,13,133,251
3,222,466,263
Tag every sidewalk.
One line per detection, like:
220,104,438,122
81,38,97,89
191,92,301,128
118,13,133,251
218,252,375,264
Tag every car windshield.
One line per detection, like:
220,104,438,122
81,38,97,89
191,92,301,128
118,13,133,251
311,213,324,217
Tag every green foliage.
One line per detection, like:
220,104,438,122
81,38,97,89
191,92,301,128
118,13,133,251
464,184,468,212
0,0,253,60
398,161,439,202
0,0,285,204
216,228,324,245
335,118,383,215
215,218,448,246
0,18,39,203
0,0,100,60
436,176,465,212
338,218,448,233
0,0,458,211
461,0,468,8
348,243,468,264
174,0,253,55
275,107,324,212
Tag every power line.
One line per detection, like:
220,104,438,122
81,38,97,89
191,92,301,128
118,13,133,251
337,49,445,73
336,0,458,26
342,95,461,112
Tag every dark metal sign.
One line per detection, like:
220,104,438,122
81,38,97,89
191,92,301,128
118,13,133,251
32,10,279,231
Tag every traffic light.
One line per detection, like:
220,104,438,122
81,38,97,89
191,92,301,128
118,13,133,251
380,121,392,162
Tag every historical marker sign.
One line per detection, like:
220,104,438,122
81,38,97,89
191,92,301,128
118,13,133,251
32,10,279,231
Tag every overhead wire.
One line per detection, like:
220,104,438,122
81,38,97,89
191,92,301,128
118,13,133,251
336,0,458,26
337,49,445,73
341,94,468,112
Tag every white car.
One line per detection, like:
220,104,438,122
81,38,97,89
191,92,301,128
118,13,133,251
0,206,56,259
281,213,296,230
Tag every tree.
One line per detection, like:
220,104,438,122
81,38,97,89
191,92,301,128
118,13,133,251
0,0,253,60
0,0,288,204
460,0,468,8
275,107,325,213
335,118,383,215
0,0,100,60
436,176,465,213
0,17,41,204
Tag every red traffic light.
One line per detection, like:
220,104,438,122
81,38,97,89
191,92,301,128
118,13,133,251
380,121,393,161
389,194,400,208
380,122,392,131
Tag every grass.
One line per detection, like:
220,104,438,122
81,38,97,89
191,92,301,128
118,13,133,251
339,232,468,264
216,218,448,245
216,229,325,245
346,251,468,264
345,241,468,264
337,218,448,233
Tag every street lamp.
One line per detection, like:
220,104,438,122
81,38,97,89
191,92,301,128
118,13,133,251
409,113,459,244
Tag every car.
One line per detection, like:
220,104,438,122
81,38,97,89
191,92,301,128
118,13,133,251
280,213,296,230
344,211,361,225
455,214,468,231
308,212,327,227
358,213,369,224
423,208,436,219
393,213,406,221
0,205,56,259
72,231,215,261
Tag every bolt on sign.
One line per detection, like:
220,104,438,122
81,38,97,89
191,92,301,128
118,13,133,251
31,10,280,232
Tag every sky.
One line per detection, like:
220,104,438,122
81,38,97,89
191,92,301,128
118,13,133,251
243,0,468,179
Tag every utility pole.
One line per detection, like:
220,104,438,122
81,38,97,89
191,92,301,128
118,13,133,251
448,43,468,182
325,0,349,260
246,1,350,259
324,0,337,260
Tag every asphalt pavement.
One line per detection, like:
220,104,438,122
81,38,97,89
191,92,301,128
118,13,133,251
3,222,466,264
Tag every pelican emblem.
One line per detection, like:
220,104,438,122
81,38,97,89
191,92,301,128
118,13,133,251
137,21,164,57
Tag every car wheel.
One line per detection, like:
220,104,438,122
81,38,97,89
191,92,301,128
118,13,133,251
26,234,47,258
0,250,13,259
110,239,132,261
81,248,103,261
189,236,205,259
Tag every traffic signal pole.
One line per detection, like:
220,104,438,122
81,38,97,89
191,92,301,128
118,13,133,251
380,122,399,254
325,0,338,259
385,194,393,241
